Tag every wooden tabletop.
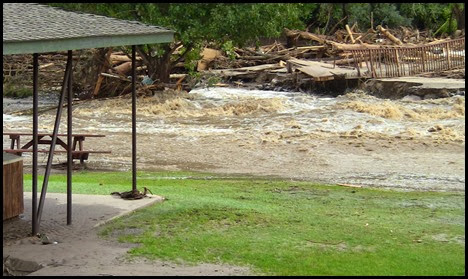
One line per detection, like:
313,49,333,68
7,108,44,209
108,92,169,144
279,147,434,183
3,132,106,137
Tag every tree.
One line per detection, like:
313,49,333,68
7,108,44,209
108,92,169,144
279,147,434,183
451,3,465,30
49,3,307,83
399,3,451,31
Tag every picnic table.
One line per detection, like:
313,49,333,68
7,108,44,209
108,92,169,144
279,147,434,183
3,132,111,163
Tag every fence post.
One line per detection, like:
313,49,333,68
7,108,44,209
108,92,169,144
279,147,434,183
445,42,452,70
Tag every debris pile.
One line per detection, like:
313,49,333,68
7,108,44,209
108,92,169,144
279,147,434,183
3,26,465,98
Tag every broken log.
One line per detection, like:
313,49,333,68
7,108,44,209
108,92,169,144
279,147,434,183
345,24,356,44
377,25,403,45
284,28,327,45
93,48,113,97
110,54,142,63
198,48,223,71
283,28,402,53
209,63,284,78
39,62,54,70
113,61,132,75
100,72,130,81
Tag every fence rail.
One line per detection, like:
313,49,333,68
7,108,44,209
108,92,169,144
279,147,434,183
343,38,465,78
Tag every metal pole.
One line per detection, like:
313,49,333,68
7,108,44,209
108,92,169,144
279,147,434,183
37,54,72,225
67,50,73,225
32,53,39,236
132,45,137,192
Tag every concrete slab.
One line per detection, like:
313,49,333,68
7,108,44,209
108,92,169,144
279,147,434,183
4,192,164,244
372,77,465,90
3,192,164,274
364,77,465,99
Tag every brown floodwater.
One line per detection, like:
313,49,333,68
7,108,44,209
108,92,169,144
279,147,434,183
3,87,465,192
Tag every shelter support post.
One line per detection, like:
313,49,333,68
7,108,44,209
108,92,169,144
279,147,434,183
36,51,73,227
67,50,73,225
32,53,39,235
132,45,137,192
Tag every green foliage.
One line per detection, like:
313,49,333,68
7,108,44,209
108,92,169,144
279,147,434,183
206,75,222,88
182,44,202,73
371,4,412,28
434,18,458,36
306,3,453,33
50,3,306,48
347,4,371,29
3,76,32,98
399,3,452,31
48,3,306,81
49,3,456,43
221,40,236,60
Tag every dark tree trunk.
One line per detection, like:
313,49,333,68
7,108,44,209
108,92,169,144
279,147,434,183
153,59,171,83
341,3,348,28
453,4,465,30
136,42,193,84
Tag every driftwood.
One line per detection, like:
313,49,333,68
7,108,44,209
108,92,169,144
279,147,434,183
377,25,403,45
210,63,284,78
284,28,327,45
110,54,142,63
198,48,223,71
113,61,132,75
100,72,130,81
93,48,113,97
284,28,390,53
345,24,356,44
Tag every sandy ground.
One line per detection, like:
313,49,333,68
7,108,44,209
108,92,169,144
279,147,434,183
3,193,252,276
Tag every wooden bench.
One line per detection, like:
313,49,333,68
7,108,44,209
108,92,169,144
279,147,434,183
3,132,111,163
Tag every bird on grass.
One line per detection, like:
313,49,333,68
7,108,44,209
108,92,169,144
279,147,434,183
111,187,153,200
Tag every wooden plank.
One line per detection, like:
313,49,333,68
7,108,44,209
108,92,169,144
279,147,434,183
295,66,334,81
287,58,334,81
209,63,284,77
3,149,111,154
3,132,106,137
287,58,359,81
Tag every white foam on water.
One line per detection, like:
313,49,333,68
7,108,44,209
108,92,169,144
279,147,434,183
3,88,465,141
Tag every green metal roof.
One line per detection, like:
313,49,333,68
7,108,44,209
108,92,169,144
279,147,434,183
3,3,174,55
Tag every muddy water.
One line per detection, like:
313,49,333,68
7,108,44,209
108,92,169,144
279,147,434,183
2,87,465,191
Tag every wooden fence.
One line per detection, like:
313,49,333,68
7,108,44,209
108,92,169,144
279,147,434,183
343,38,465,78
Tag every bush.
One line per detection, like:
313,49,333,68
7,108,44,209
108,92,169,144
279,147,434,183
3,76,33,98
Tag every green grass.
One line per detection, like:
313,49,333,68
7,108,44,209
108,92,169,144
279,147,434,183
24,171,465,276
